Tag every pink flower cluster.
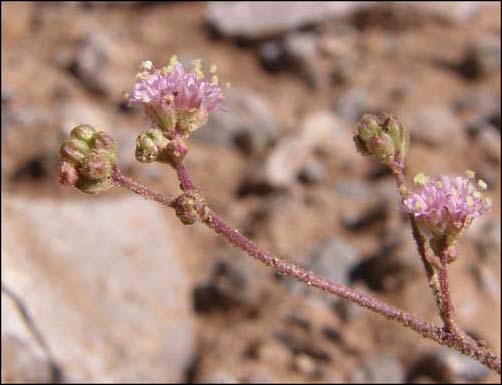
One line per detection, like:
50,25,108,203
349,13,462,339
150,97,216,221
127,57,224,135
402,173,491,239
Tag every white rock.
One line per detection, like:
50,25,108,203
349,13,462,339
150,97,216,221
263,110,358,188
206,2,368,39
404,106,463,146
2,196,194,382
2,291,54,383
194,87,279,156
411,1,484,24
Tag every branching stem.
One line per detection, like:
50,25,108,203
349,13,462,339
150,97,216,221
109,164,501,374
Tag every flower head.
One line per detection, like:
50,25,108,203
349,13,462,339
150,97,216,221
126,56,225,136
402,172,491,243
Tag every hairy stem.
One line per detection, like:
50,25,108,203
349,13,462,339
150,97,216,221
110,165,501,374
392,168,475,345
437,247,455,330
186,163,499,374
202,209,499,372
175,163,195,191
409,217,443,312
111,167,174,208
391,169,443,318
435,240,470,342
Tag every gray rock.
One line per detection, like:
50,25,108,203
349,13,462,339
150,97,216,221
281,237,359,298
454,90,500,137
318,27,358,58
2,196,194,382
256,111,348,189
409,348,489,383
262,135,312,188
1,87,14,105
206,2,366,40
334,181,372,199
334,180,398,201
259,40,287,72
193,256,265,312
478,219,501,261
454,90,499,120
470,263,500,300
332,300,363,323
409,2,483,24
308,238,359,286
282,31,321,87
490,110,501,131
330,55,363,86
342,199,389,232
350,2,426,31
1,335,53,383
352,2,483,30
193,87,279,156
1,290,56,383
349,354,404,383
405,106,463,146
350,241,419,292
468,218,501,291
297,160,326,185
68,34,114,95
477,126,501,162
333,87,368,124
458,36,501,80
259,28,362,88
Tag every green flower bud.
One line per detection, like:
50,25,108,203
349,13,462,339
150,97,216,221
135,128,170,163
357,114,380,141
382,115,408,162
163,136,188,167
367,135,395,163
92,132,116,152
58,161,79,186
70,124,97,143
60,139,90,163
75,178,114,195
353,135,371,157
79,152,112,180
58,124,118,194
173,190,210,225
354,113,408,170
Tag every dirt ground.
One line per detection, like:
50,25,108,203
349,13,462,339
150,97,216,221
1,2,500,383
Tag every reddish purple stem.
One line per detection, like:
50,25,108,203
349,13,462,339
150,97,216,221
203,210,500,373
111,167,174,208
175,163,195,191
111,164,501,374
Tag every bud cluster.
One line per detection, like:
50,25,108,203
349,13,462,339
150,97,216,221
135,128,188,167
173,190,210,225
58,124,117,194
354,113,409,171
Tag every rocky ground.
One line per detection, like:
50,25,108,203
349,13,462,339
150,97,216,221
1,2,500,383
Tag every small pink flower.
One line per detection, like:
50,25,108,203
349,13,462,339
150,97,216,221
401,172,491,240
127,56,224,136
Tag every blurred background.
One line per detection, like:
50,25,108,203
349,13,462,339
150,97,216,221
1,1,500,383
